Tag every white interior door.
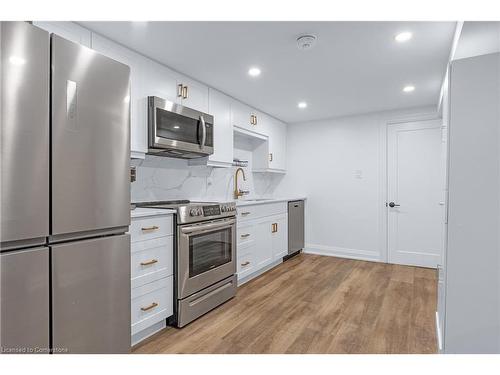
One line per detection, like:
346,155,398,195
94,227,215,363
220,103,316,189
387,119,444,268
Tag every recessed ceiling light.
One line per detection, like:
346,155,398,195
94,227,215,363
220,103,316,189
173,125,180,129
395,32,413,43
9,56,26,66
403,85,415,93
248,67,261,77
394,31,413,43
298,102,307,109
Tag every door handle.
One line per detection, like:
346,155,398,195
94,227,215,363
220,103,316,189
141,302,158,312
240,233,250,238
388,202,400,208
200,115,206,148
140,259,158,266
182,85,188,99
177,84,183,98
141,225,159,232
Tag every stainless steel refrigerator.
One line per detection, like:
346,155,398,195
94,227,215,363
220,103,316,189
1,21,131,354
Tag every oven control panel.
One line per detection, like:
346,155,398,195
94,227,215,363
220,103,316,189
202,205,221,217
187,203,236,218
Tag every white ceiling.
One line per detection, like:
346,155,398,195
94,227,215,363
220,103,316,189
81,21,456,123
454,21,500,60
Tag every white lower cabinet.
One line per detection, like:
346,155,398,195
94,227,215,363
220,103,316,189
236,202,288,284
129,211,174,346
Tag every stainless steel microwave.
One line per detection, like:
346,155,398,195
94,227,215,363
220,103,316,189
147,96,214,158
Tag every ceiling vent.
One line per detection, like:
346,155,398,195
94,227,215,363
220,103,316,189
296,34,317,50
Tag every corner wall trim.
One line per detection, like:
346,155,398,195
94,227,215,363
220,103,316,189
304,244,381,263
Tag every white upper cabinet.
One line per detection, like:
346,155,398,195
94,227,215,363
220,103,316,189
177,77,209,113
252,114,287,173
232,100,262,134
91,33,148,158
193,89,233,167
33,22,92,47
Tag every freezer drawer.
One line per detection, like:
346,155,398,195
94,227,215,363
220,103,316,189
288,200,305,254
51,234,131,353
1,247,50,354
51,34,131,237
1,22,49,248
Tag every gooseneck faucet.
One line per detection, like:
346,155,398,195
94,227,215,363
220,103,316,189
234,167,249,199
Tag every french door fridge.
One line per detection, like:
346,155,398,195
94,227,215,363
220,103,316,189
1,21,131,354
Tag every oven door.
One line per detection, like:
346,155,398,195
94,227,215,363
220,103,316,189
177,218,236,299
148,96,213,156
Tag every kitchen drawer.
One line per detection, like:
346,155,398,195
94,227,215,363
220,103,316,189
131,236,173,289
237,244,256,280
237,202,287,222
130,215,173,242
131,276,173,335
236,223,256,246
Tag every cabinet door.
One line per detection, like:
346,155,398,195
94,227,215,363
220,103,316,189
268,119,287,171
254,218,273,269
179,77,209,113
33,21,91,47
91,34,147,156
206,89,233,167
232,100,259,132
271,214,288,260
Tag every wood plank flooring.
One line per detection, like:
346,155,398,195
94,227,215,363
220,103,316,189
133,254,437,354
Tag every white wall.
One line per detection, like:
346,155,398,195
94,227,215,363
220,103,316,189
279,105,438,262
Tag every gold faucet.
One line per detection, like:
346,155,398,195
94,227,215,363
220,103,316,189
234,167,248,199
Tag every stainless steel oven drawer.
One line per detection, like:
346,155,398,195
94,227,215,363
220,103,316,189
177,275,237,328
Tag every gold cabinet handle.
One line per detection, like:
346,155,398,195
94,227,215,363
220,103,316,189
271,223,278,233
177,84,183,98
140,259,158,266
269,153,273,162
241,212,251,216
141,225,159,232
240,233,250,238
254,115,257,125
250,114,254,125
182,85,188,99
241,261,250,266
140,302,158,312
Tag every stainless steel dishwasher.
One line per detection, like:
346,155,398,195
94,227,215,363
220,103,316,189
288,200,305,257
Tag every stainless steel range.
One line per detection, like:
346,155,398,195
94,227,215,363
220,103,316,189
138,200,237,327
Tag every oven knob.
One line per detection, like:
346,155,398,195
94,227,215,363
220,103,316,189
190,209,198,216
197,208,203,216
222,206,227,212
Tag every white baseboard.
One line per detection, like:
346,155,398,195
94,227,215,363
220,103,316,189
435,311,443,352
304,243,381,263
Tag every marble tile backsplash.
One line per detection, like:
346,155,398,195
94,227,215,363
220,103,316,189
131,149,284,203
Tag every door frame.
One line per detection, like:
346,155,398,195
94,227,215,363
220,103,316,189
378,112,442,263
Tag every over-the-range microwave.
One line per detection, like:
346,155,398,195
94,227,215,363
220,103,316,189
147,96,214,159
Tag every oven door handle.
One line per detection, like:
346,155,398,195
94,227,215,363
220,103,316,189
180,219,236,234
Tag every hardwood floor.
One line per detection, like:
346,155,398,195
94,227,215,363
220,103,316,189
133,254,437,354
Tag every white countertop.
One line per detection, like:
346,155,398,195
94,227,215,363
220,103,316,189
130,207,176,218
235,197,307,207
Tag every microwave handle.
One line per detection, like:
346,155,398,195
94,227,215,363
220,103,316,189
200,115,206,148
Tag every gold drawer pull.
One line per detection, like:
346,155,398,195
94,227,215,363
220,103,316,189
240,233,250,238
241,261,250,266
241,212,251,216
140,259,158,266
141,302,158,312
141,225,159,232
